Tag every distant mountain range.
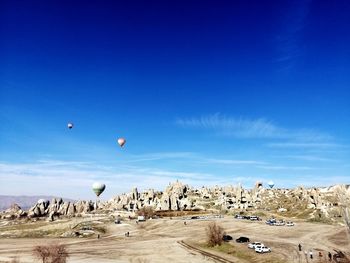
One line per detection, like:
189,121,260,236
0,195,75,211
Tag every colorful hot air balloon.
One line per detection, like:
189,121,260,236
67,122,74,129
268,181,274,189
117,138,126,147
92,182,106,197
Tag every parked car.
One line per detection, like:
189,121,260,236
255,246,271,253
236,236,250,243
248,242,264,249
223,235,233,241
274,220,285,226
266,218,276,225
137,216,146,222
286,221,294,226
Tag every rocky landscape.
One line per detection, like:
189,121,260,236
0,181,349,263
1,181,349,225
0,196,75,211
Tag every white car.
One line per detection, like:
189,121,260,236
248,242,264,249
286,221,294,226
255,246,271,253
275,221,285,226
137,216,146,222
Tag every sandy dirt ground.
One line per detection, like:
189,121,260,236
0,217,349,263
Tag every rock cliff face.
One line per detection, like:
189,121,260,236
105,181,349,221
0,195,75,211
1,182,349,222
3,198,95,221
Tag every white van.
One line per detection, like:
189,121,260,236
137,216,146,221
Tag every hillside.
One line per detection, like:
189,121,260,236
0,195,75,211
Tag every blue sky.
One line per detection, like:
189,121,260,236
0,1,349,199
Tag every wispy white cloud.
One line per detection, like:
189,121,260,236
203,158,266,165
123,152,197,163
266,142,345,149
176,114,281,138
113,152,267,168
271,174,350,188
257,165,314,171
175,113,332,141
119,151,267,168
274,0,312,71
282,155,338,162
0,160,219,199
1,158,349,199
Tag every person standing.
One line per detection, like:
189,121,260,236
309,250,313,259
328,252,332,261
298,244,302,251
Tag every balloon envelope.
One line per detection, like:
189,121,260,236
117,138,126,147
68,123,74,129
268,181,274,188
92,182,106,197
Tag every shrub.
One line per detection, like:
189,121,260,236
137,206,155,219
33,243,69,263
206,222,225,247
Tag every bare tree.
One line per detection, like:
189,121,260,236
49,243,69,263
33,246,50,263
206,221,225,247
137,206,155,219
33,243,69,263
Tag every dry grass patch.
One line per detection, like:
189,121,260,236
203,242,285,263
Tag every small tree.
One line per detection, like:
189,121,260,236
49,243,69,263
33,246,50,263
206,222,225,247
33,243,69,263
137,206,155,219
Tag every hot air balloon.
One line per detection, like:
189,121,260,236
92,182,106,197
268,181,274,189
67,122,74,129
117,138,126,147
